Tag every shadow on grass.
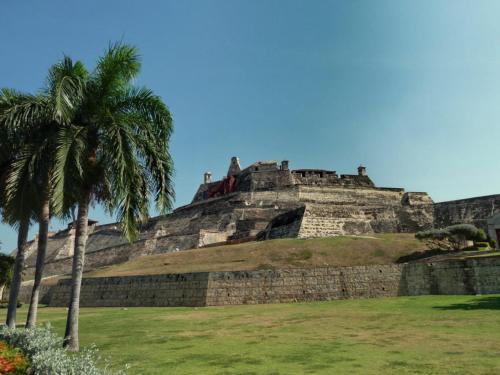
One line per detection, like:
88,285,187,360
433,296,500,311
396,249,458,263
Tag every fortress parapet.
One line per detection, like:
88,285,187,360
194,157,377,202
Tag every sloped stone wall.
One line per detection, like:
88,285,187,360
29,240,150,279
294,187,434,238
434,194,500,230
45,257,500,308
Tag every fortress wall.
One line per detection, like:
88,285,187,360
27,240,150,279
267,218,302,239
204,265,403,305
85,230,129,253
297,186,405,205
400,257,500,295
434,194,500,230
17,281,54,305
295,187,434,237
154,234,200,253
46,257,500,307
236,170,294,192
296,187,404,237
49,273,210,307
246,188,299,204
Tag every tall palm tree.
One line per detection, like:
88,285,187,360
0,58,86,329
0,89,41,328
53,43,174,351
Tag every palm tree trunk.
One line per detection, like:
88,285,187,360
63,190,90,351
5,219,29,328
0,285,5,301
25,198,50,328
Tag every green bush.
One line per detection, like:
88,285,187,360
446,224,479,240
415,224,482,250
490,239,497,249
474,242,490,249
474,229,488,242
0,325,129,375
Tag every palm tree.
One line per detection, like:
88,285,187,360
52,43,174,351
0,89,40,328
0,253,15,301
0,58,86,329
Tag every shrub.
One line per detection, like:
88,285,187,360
490,239,497,249
0,325,128,375
475,242,490,249
0,340,30,375
415,224,482,250
415,228,448,241
415,228,451,250
474,229,488,242
446,224,479,240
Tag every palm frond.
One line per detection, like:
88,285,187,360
90,42,141,105
51,125,86,217
0,90,50,135
2,144,41,225
46,56,88,124
109,86,175,214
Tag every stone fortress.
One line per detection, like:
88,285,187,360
18,156,500,280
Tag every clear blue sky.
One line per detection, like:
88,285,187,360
1,0,500,252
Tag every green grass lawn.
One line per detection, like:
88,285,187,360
2,295,500,374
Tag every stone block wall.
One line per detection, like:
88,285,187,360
45,257,500,308
400,257,500,295
31,240,150,279
294,186,434,237
50,273,210,307
205,265,403,305
17,281,54,305
434,194,500,230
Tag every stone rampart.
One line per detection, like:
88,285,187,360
434,194,500,230
45,257,500,308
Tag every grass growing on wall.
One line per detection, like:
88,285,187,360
2,295,500,374
84,233,424,278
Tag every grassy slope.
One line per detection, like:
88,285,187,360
85,233,423,278
2,295,500,374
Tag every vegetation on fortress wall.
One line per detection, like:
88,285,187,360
83,233,424,278
1,296,500,374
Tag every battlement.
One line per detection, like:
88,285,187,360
193,157,377,203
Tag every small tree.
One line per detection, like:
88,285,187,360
474,229,488,242
415,228,450,250
0,253,15,300
446,224,480,250
415,224,481,250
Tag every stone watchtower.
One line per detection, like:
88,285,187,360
204,172,212,184
227,156,241,177
358,165,367,176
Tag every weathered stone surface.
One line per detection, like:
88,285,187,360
14,157,499,278
39,257,500,307
434,194,500,231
